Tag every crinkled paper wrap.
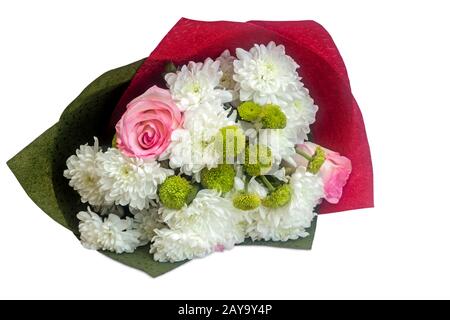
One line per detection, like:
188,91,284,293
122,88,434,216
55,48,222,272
7,18,373,277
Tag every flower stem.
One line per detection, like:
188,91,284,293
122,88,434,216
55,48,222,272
283,166,296,176
244,175,249,192
295,147,312,161
260,175,275,192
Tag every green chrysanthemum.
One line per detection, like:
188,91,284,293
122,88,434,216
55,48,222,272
215,125,246,163
158,176,194,210
260,104,287,129
238,101,262,122
243,144,272,176
200,164,235,193
233,192,261,211
307,147,326,174
261,184,292,208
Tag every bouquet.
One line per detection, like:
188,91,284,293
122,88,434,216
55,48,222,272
8,19,373,277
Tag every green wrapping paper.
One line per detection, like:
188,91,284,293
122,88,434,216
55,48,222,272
7,60,317,277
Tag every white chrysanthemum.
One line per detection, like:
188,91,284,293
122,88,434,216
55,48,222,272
77,207,140,253
64,138,109,206
97,148,173,210
183,105,235,140
234,42,303,107
258,129,296,166
165,129,219,182
77,207,103,250
165,58,232,112
130,207,165,246
246,167,324,241
283,88,318,143
151,189,246,262
151,228,212,262
244,126,294,167
216,49,238,98
164,108,237,181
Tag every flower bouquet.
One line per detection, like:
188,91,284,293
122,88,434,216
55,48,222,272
8,18,373,277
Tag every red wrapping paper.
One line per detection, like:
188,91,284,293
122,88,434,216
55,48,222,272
110,18,373,214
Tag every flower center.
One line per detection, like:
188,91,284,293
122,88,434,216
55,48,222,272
84,175,97,186
264,62,275,72
104,230,115,243
139,126,158,149
142,131,154,144
189,82,201,94
120,164,132,177
258,60,278,81
294,100,303,110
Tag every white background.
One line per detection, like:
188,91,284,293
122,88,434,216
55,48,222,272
1,0,450,300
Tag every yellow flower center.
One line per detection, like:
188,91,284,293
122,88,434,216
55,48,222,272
120,165,132,177
191,83,201,93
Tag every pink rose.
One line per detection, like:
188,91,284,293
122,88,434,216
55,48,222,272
295,142,352,204
116,86,183,159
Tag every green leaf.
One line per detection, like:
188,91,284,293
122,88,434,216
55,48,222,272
8,59,184,277
102,245,186,278
7,58,317,278
7,123,69,229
